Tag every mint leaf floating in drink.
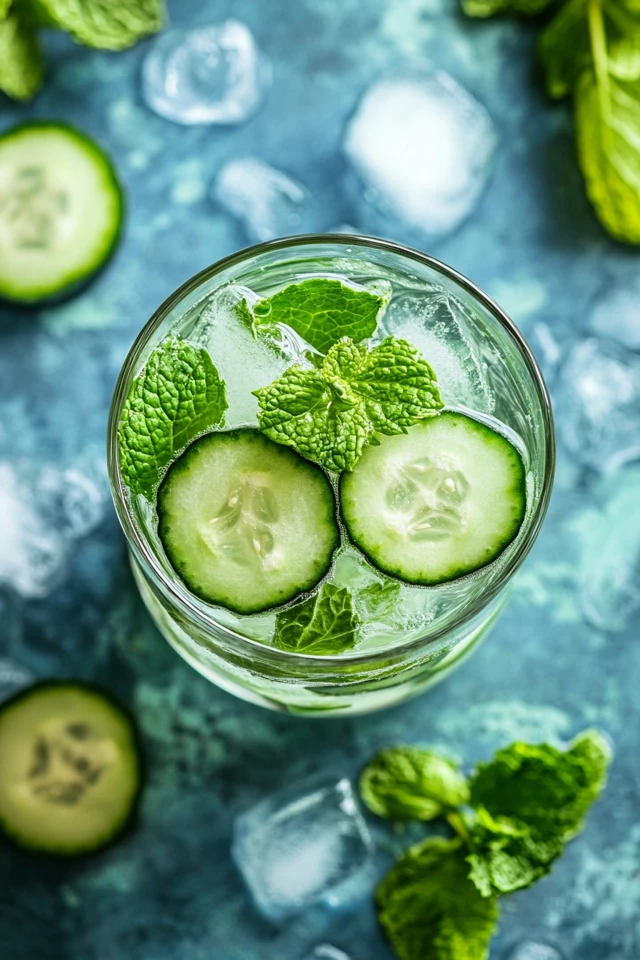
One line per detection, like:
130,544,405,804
377,836,500,960
21,0,165,51
273,583,359,656
254,336,442,472
118,336,227,500
0,13,44,102
357,579,401,620
360,746,470,822
249,277,391,354
466,730,611,897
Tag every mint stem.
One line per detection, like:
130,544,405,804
446,811,471,845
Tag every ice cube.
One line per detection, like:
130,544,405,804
381,292,494,411
570,465,640,633
196,288,292,425
589,279,640,351
212,157,312,242
142,21,271,125
554,337,640,472
303,947,353,960
343,73,497,238
0,460,105,599
505,943,563,960
232,777,373,923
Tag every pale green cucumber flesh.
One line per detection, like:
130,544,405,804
0,122,123,304
0,682,142,856
340,411,527,585
157,428,340,615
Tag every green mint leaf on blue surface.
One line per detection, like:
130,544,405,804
1,0,14,20
462,0,552,18
0,13,43,101
360,746,469,822
377,836,499,960
273,583,359,656
21,0,164,50
250,277,391,354
469,730,611,847
254,336,442,472
118,336,227,500
538,0,591,99
465,806,565,897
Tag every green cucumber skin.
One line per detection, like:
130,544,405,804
340,412,527,587
157,428,341,616
0,680,144,858
0,121,125,306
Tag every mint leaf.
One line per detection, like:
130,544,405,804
0,12,43,101
118,336,227,500
357,579,401,619
273,583,359,655
254,336,442,472
22,0,164,50
575,68,640,243
1,0,13,20
469,730,611,849
463,0,552,18
377,837,499,960
465,806,564,897
538,0,592,99
360,746,469,821
251,277,391,355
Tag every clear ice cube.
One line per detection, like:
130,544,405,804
232,777,373,923
554,337,640,472
505,942,564,960
381,291,494,412
212,157,312,242
343,73,497,238
142,21,271,126
589,278,640,351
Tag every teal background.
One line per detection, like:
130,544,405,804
1,1,639,957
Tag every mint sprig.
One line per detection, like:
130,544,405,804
273,582,359,656
118,336,227,500
254,336,442,472
361,731,611,960
248,277,391,355
0,12,43,102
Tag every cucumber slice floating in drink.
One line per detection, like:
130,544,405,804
0,682,142,856
157,428,340,615
0,122,123,304
340,412,527,585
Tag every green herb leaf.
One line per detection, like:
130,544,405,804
538,0,591,98
360,746,470,822
357,579,401,619
377,837,500,960
1,0,13,20
0,12,43,101
462,0,552,19
22,0,164,50
118,336,227,500
273,583,359,656
469,730,611,848
465,806,565,897
254,336,442,472
251,277,391,355
575,68,640,243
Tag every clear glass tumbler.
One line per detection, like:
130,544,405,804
107,236,554,716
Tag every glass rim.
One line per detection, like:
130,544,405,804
107,233,556,668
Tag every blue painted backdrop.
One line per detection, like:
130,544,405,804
1,0,639,957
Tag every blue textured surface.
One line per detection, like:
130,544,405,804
1,1,639,958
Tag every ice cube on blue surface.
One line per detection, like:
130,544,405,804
303,946,353,960
343,73,497,238
589,279,640,351
213,157,312,242
142,21,272,126
504,942,564,960
232,777,373,923
554,337,640,472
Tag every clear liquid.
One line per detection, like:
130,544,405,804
128,257,536,657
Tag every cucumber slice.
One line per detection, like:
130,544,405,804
340,412,526,585
0,682,142,856
157,428,340,615
0,122,123,304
